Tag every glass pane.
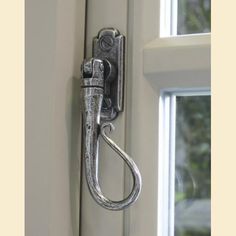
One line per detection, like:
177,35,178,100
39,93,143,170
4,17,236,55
175,96,211,236
177,0,211,35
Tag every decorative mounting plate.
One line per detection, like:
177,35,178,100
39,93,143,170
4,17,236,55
93,28,125,121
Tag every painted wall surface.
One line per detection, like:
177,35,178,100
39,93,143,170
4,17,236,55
25,0,85,235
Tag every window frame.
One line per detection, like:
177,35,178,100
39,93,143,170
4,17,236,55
160,0,211,37
125,0,211,235
158,89,211,236
160,0,178,36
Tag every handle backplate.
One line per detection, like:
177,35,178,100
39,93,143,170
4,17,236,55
93,28,125,121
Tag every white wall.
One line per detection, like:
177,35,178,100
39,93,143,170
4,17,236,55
26,0,85,235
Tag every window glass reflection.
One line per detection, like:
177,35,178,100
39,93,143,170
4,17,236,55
175,96,211,236
177,0,211,34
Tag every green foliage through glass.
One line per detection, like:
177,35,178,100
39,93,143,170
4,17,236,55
174,95,211,236
177,0,211,34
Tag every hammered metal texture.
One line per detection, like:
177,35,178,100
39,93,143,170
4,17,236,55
81,45,141,211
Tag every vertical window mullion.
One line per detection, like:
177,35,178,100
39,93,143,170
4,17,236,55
171,0,178,35
160,0,172,36
168,94,176,236
158,93,170,236
158,92,176,236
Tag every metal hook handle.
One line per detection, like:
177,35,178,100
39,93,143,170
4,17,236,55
81,58,142,210
99,123,142,209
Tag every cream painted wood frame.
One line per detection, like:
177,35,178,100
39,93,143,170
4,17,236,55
80,1,129,236
26,0,86,235
81,0,210,236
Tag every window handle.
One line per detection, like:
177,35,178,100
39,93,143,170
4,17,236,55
81,29,142,211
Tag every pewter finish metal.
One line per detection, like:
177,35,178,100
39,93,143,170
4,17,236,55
81,58,104,88
81,57,142,210
93,28,125,121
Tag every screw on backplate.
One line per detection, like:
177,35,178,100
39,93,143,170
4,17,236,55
99,35,114,51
